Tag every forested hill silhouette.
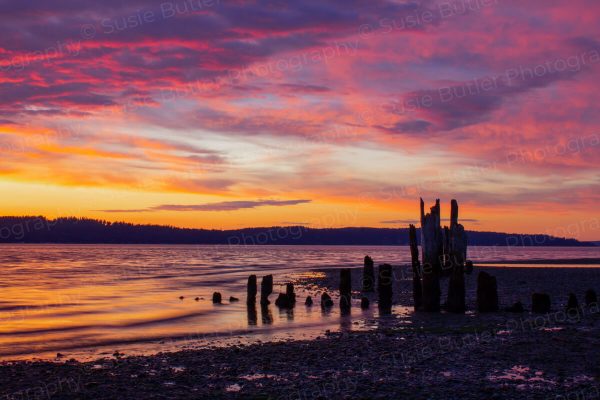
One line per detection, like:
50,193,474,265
0,216,592,246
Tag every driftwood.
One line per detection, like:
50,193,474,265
340,268,352,309
409,224,422,311
420,199,442,312
378,264,393,312
363,256,375,292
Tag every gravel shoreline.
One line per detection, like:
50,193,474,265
1,307,599,399
2,265,599,399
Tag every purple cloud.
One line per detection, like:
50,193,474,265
98,199,312,212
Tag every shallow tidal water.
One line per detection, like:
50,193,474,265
0,244,598,361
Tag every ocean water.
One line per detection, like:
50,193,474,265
0,244,598,361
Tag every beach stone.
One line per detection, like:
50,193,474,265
340,268,352,309
360,296,370,309
247,275,257,304
476,271,498,312
305,296,313,306
321,292,334,308
505,301,525,313
585,289,597,307
378,264,393,312
229,296,240,302
566,293,578,312
363,255,375,292
212,292,222,304
532,293,551,313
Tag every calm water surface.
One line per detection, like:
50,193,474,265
0,245,598,361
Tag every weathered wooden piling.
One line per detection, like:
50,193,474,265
360,296,370,309
247,302,257,325
275,283,296,308
305,296,313,306
532,293,551,313
585,289,597,306
409,224,422,311
476,271,498,312
286,283,296,305
378,264,393,312
247,275,257,304
566,293,579,312
446,199,467,313
212,292,222,304
340,268,352,309
363,256,375,292
505,301,524,313
420,198,442,312
260,275,273,305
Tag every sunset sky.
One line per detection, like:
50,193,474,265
1,0,599,240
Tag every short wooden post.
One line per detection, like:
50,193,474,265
409,224,422,311
420,198,442,312
476,271,498,312
362,256,375,292
446,199,467,313
260,275,273,305
378,264,393,313
247,275,257,304
340,268,352,309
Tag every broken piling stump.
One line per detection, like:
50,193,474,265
566,293,579,312
305,296,313,306
505,301,525,313
420,198,443,312
340,268,352,310
260,275,273,305
212,292,222,304
247,275,257,304
585,289,597,306
409,224,422,311
476,271,498,312
532,293,551,313
363,256,375,292
275,283,296,308
321,292,334,308
378,264,393,312
360,296,370,309
446,199,467,314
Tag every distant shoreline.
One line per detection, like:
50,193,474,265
0,216,594,246
0,242,598,247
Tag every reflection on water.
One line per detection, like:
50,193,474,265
0,244,598,361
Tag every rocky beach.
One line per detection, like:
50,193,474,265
2,263,599,400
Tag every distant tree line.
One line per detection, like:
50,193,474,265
0,216,591,246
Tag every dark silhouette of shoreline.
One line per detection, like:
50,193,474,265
0,216,593,246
